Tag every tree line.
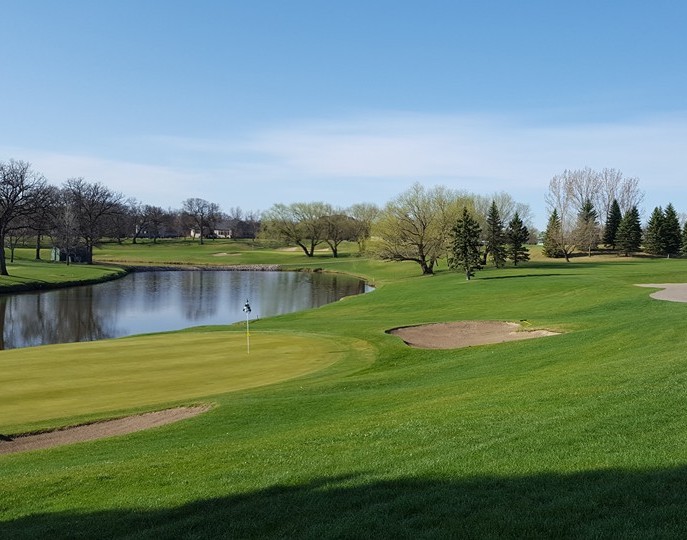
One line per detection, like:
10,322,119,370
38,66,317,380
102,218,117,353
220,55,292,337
6,157,680,280
542,167,687,259
0,159,261,275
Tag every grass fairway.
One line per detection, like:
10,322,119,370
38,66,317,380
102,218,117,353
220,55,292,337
0,255,125,292
2,253,687,538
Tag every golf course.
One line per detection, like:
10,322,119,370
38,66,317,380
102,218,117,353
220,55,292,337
2,241,687,538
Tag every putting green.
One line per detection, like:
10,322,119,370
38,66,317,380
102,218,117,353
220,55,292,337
0,330,360,434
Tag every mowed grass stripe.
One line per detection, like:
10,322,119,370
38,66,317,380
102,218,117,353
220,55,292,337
0,330,363,434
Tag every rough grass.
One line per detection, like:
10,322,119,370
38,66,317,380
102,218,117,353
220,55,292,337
2,247,687,538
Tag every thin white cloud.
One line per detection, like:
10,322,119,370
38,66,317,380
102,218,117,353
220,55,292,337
4,111,687,226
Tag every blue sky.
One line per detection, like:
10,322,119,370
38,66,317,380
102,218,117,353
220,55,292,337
2,1,686,228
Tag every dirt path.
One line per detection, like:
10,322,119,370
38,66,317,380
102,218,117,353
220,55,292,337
0,405,210,455
388,321,558,349
636,283,687,303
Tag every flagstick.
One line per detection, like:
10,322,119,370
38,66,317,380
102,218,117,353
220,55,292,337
243,299,252,354
246,313,250,354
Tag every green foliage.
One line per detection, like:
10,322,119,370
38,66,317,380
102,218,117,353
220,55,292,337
615,206,642,256
574,198,599,256
542,209,563,258
448,207,482,280
602,199,622,249
375,183,466,275
644,206,665,255
505,211,530,265
662,203,682,257
484,201,507,267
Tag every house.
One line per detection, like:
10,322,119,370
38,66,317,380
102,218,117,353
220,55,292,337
189,227,232,239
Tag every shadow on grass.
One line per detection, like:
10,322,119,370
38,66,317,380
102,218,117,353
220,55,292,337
479,273,578,280
3,467,687,538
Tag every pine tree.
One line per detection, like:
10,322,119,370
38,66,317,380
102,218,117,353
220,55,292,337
616,206,642,256
449,207,483,280
505,211,530,266
602,199,622,250
681,221,687,257
543,209,563,258
643,206,665,255
574,198,599,256
484,201,507,268
662,203,682,257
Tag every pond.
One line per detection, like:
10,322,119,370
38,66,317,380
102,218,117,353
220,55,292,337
0,270,370,350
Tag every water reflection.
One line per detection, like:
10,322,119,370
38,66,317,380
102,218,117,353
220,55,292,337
0,271,368,350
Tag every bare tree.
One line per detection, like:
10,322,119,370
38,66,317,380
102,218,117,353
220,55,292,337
544,174,577,261
320,212,357,257
596,168,644,218
51,190,81,265
145,205,168,242
6,219,31,263
29,183,60,260
182,197,221,245
0,160,47,275
62,178,124,263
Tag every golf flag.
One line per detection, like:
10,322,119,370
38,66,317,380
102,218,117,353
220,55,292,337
243,300,251,353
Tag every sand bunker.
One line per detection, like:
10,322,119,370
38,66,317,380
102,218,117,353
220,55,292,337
636,283,687,303
0,405,210,455
388,321,559,349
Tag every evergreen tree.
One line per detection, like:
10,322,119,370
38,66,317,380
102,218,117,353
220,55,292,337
616,206,642,256
574,198,599,256
449,207,483,280
643,206,665,255
681,221,687,257
542,209,563,258
662,203,682,257
505,211,530,266
602,199,622,250
484,200,507,268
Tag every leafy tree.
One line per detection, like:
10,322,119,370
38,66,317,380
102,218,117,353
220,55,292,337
602,199,622,249
662,203,682,257
542,209,564,259
261,202,331,257
574,198,599,256
347,202,379,254
484,201,507,267
375,183,464,275
505,211,530,266
449,207,483,280
643,206,665,256
616,206,642,256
